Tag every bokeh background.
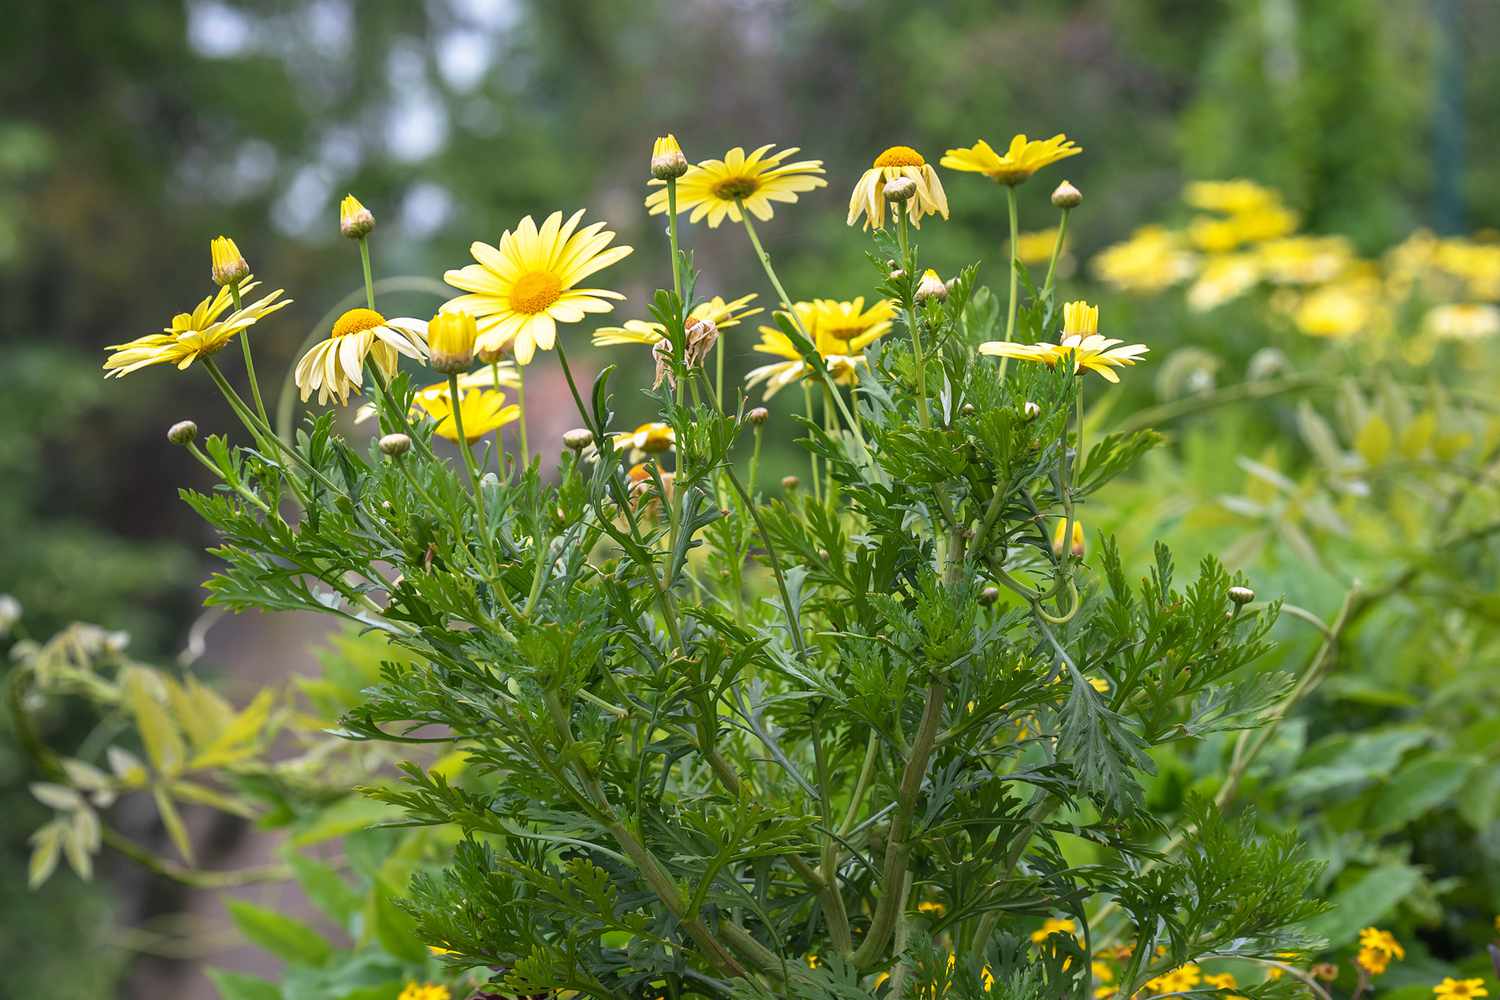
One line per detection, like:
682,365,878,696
2,1,1497,997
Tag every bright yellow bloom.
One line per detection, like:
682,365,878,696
1029,917,1076,943
614,422,675,454
593,294,761,347
427,310,478,374
1256,235,1354,285
1202,972,1238,990
645,144,826,228
744,298,894,398
916,900,946,916
209,235,249,286
1426,303,1500,340
1187,205,1298,252
1088,677,1110,693
941,134,1082,186
1433,980,1488,1000
398,984,451,1000
1093,226,1198,293
104,280,290,378
1358,928,1405,960
980,302,1147,382
1013,228,1063,266
294,308,429,405
411,381,519,442
442,210,633,365
1187,254,1261,312
1145,964,1202,995
1291,280,1379,338
650,133,688,179
1184,179,1280,215
1092,962,1115,984
847,145,950,230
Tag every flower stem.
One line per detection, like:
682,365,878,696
358,238,376,310
1000,185,1020,380
515,363,530,466
490,361,508,475
897,212,930,429
447,371,489,539
1042,206,1071,300
803,383,821,503
667,178,683,307
229,283,270,427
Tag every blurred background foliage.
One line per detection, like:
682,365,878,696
2,0,1498,997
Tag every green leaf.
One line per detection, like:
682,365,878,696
287,852,363,929
225,899,333,967
288,795,404,848
124,669,186,776
1304,864,1422,944
206,968,283,1000
366,880,427,964
1367,754,1477,833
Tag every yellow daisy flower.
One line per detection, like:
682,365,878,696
980,301,1148,382
1202,972,1238,990
103,280,290,378
1184,179,1280,215
1013,227,1063,266
744,298,894,398
1187,254,1261,312
410,381,519,443
442,210,634,366
847,145,950,230
614,421,675,454
1029,917,1077,943
1052,518,1085,558
353,365,520,427
1092,226,1198,293
1291,278,1380,338
1256,235,1354,285
941,134,1082,186
592,294,762,347
1433,980,1488,1000
294,308,429,406
398,984,451,1000
645,144,827,228
1358,928,1405,961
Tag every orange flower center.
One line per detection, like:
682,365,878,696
712,175,760,200
511,271,562,314
331,307,386,338
874,145,925,168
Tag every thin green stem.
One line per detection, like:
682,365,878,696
667,179,683,308
447,373,487,519
515,363,530,465
999,185,1020,380
184,441,271,513
490,361,508,475
803,384,821,502
358,238,376,310
1041,207,1070,299
898,213,930,430
748,425,764,498
229,283,269,427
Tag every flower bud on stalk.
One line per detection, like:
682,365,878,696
1228,585,1256,606
563,428,594,451
883,176,917,203
650,134,689,180
379,433,412,457
428,311,478,374
747,406,770,426
209,236,249,287
781,475,800,491
1023,400,1041,421
1051,179,1083,209
340,193,376,239
979,586,1000,607
915,268,948,303
167,420,198,445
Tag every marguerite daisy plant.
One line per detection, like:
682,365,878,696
293,307,429,405
847,145,949,230
442,210,633,366
745,298,894,399
645,145,826,228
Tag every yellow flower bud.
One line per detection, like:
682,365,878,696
1052,518,1085,558
1051,179,1083,209
915,268,948,303
428,311,478,374
340,193,376,239
210,236,249,287
1061,300,1099,337
651,134,689,180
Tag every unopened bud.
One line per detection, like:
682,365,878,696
1052,518,1085,558
339,193,376,239
0,594,20,636
167,420,198,445
915,268,948,303
563,428,594,451
890,268,906,281
884,176,917,203
1227,585,1255,606
1023,400,1041,421
1051,180,1082,209
979,586,999,607
651,134,689,180
477,341,509,365
427,311,478,374
209,236,249,287
1311,965,1338,983
960,403,976,416
379,433,412,457
748,406,770,426
781,475,800,491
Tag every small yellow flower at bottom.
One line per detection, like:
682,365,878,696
1433,979,1488,1000
398,983,451,1000
979,301,1148,383
411,381,519,442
